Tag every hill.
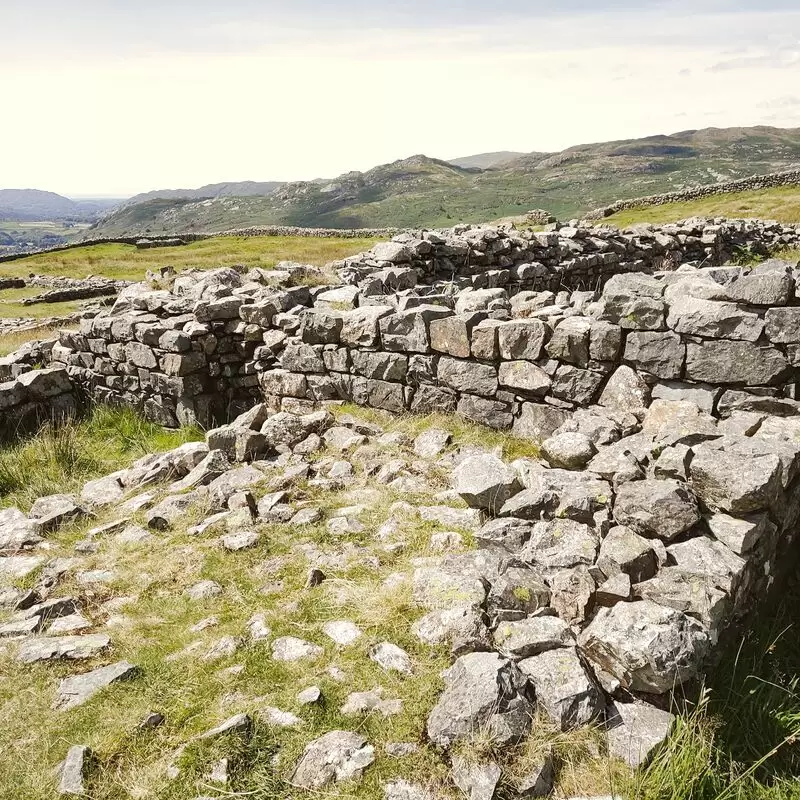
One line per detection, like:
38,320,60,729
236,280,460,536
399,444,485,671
124,180,285,206
447,151,528,169
86,126,800,237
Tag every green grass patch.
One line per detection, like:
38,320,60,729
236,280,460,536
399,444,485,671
0,235,381,283
0,405,202,509
600,185,800,228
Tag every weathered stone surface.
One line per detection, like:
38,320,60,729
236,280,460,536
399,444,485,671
512,403,570,442
272,636,323,661
519,646,603,731
613,479,700,542
685,340,790,385
496,320,548,361
17,634,111,664
29,494,86,532
452,454,521,511
370,641,413,674
597,526,658,583
451,756,501,800
486,567,550,625
689,440,783,513
541,432,595,470
498,361,551,395
493,616,573,660
54,661,139,711
412,606,491,655
521,519,598,574
667,296,764,341
58,744,93,796
606,701,675,768
457,394,513,430
292,730,375,789
438,357,498,396
578,600,709,693
0,507,42,551
765,306,800,343
546,317,591,366
598,365,650,411
412,565,487,610
426,652,532,748
624,331,684,380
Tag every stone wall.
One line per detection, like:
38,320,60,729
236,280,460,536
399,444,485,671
0,366,78,440
585,168,800,220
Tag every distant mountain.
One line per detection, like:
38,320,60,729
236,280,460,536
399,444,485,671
0,189,122,221
447,151,529,169
86,126,800,237
124,181,285,207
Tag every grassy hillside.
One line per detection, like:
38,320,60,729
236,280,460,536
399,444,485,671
601,185,800,228
88,126,800,236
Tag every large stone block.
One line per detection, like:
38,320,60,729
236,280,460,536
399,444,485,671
498,361,551,396
546,317,592,366
438,358,498,396
685,340,790,385
457,395,514,429
624,331,685,380
496,320,548,361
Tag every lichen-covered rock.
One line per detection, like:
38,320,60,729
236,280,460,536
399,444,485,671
292,730,375,789
426,652,533,748
452,454,521,511
613,479,700,542
606,701,675,768
578,600,709,693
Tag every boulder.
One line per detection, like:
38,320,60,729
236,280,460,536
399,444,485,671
577,600,708,693
606,700,675,768
292,730,375,789
426,652,533,748
54,661,139,711
452,454,521,511
541,432,596,470
518,646,603,731
613,479,700,542
493,616,573,660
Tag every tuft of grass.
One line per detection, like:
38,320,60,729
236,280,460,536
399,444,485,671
0,405,202,509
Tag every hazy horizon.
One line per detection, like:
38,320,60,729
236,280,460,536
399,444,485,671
4,0,800,195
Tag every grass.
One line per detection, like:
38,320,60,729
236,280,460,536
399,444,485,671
600,185,800,228
0,404,798,798
0,405,203,509
0,235,381,283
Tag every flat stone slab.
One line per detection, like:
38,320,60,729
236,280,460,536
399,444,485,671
54,660,139,710
17,634,111,664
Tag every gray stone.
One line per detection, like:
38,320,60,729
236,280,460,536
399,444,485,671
29,494,86,533
414,428,452,458
0,507,42,551
340,306,393,347
765,306,800,343
521,519,598,574
221,530,259,551
452,454,521,511
292,730,375,789
597,526,658,583
541,432,595,470
685,340,789,386
426,652,533,748
624,331,684,380
17,634,111,664
438,357,498,396
451,756,501,800
606,700,675,768
728,270,793,307
550,565,596,625
518,647,603,731
412,606,491,655
551,365,604,405
498,361,551,396
457,395,514,430
272,636,323,661
546,317,592,366
613,479,700,542
486,567,550,625
577,600,709,693
370,641,413,674
667,295,764,341
412,565,487,610
689,440,783,513
598,365,650,411
58,745,93,796
196,712,252,740
54,661,139,711
705,512,770,555
496,320,548,360
184,580,222,601
493,616,573,660
512,403,570,442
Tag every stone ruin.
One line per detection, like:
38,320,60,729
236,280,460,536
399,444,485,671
3,215,800,789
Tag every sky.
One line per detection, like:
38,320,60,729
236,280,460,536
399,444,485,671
3,0,800,197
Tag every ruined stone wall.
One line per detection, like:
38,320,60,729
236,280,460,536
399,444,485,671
585,168,800,220
0,366,78,440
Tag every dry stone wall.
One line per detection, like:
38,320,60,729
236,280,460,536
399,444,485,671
585,168,800,220
0,366,78,440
